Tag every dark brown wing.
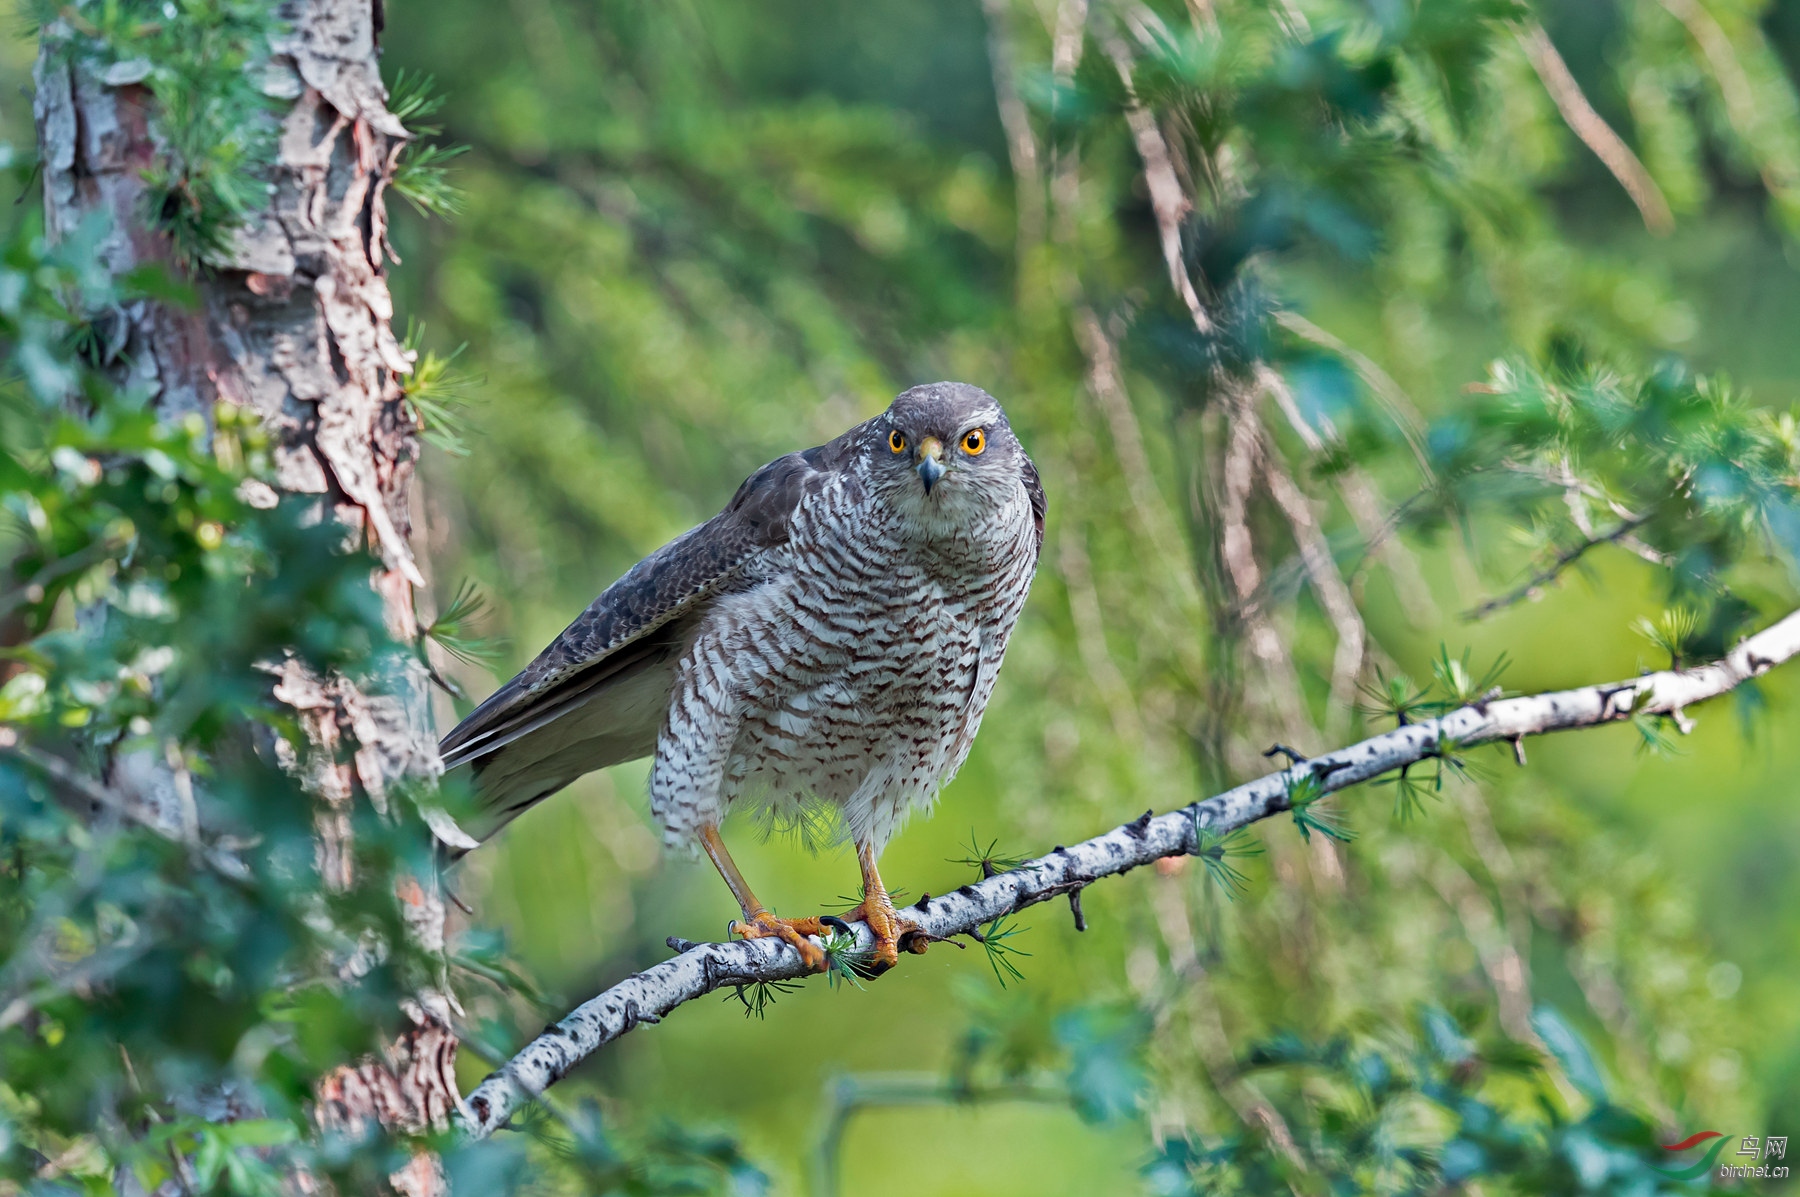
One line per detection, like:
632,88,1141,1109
438,430,862,842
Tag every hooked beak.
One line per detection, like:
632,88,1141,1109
916,437,946,494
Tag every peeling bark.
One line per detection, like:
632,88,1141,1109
316,1002,464,1135
33,0,456,1179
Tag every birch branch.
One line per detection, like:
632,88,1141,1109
460,604,1800,1138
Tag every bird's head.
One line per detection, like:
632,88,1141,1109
869,382,1026,534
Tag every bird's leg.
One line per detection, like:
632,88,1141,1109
842,840,928,973
699,824,829,971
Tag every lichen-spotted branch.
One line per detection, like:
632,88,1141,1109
460,605,1800,1137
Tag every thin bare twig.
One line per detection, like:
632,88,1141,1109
1463,515,1653,621
1072,306,1206,621
0,730,250,879
1423,850,1591,1109
1058,525,1146,747
981,0,1047,256
1102,31,1212,334
1218,389,1267,615
1047,0,1090,242
1428,853,1536,1042
1270,312,1432,480
0,535,127,623
459,606,1800,1137
1256,359,1438,623
1215,386,1312,749
1657,0,1800,203
2,731,178,840
1145,872,1311,1186
1181,0,1218,35
1454,788,1531,977
1051,0,1089,78
814,1073,1071,1197
1260,447,1365,737
1515,22,1674,235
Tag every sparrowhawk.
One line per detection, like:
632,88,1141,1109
438,382,1044,969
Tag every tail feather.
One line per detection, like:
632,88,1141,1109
434,633,683,857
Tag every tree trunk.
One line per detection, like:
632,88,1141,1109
33,0,459,1182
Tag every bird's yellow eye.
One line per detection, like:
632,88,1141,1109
961,428,986,456
889,429,908,454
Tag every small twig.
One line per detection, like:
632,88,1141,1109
1257,356,1439,626
1515,21,1674,234
1657,0,1796,206
1071,307,1207,615
980,0,1046,256
1269,313,1433,480
1217,388,1267,620
1058,526,1146,747
1102,29,1212,334
444,883,474,917
120,1045,200,1195
163,739,200,846
1213,385,1314,742
424,658,469,701
1260,442,1366,734
0,537,124,623
1068,888,1088,932
1,732,173,839
1046,0,1089,243
0,731,248,880
814,1072,1070,1197
1463,515,1653,621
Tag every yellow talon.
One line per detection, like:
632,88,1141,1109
730,910,830,971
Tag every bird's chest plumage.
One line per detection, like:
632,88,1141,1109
713,476,1034,839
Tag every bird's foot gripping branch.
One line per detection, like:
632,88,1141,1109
459,605,1800,1138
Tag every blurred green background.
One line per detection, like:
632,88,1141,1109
363,0,1800,1191
11,0,1797,1190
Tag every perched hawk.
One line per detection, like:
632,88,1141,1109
439,383,1044,969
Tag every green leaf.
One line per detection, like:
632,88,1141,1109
976,914,1031,987
1529,1006,1607,1101
426,578,506,665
